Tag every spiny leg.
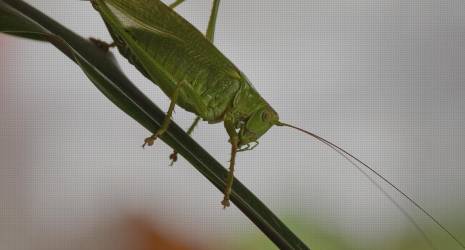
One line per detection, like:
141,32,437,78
221,113,240,208
143,81,185,148
169,116,201,166
89,37,116,52
221,135,238,208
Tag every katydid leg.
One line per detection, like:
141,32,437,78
169,116,201,165
169,0,187,9
222,134,238,208
89,37,116,52
143,81,186,147
221,114,240,208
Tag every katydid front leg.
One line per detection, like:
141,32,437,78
222,114,240,208
222,135,238,208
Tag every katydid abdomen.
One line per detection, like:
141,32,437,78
93,0,264,124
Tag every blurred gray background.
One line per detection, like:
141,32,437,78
1,0,464,249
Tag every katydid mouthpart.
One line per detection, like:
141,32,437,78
89,0,465,248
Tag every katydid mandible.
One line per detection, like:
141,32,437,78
89,0,464,248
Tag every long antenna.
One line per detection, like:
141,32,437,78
276,121,465,249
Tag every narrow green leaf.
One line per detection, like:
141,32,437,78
0,1,310,249
0,2,47,40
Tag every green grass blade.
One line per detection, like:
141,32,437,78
0,2,47,41
0,1,310,249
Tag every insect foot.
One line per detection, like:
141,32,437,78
142,135,158,148
89,37,116,52
169,151,178,166
221,198,230,209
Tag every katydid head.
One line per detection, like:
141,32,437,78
238,106,279,146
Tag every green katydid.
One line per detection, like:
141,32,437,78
90,0,280,208
89,0,464,248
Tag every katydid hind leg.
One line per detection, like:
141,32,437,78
89,37,116,52
169,0,187,9
143,81,186,148
169,116,201,166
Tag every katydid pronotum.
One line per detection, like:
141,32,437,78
89,0,464,248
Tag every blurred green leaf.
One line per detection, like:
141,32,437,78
234,216,355,250
0,0,309,249
235,213,465,250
